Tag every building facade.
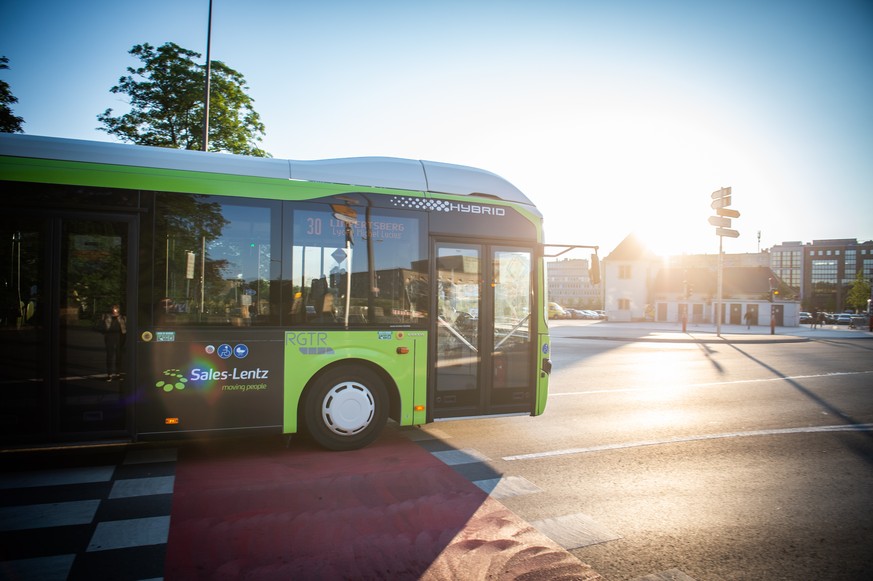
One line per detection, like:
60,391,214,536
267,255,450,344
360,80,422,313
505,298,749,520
800,239,873,313
770,241,804,295
546,258,601,309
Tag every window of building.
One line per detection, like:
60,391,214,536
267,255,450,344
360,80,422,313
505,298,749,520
618,265,632,279
618,298,631,310
810,259,838,298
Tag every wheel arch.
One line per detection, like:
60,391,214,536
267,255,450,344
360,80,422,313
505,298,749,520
298,358,401,427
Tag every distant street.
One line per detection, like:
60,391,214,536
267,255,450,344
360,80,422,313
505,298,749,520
429,320,873,580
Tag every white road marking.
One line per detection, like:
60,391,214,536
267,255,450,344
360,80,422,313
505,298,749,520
503,423,873,461
550,370,873,397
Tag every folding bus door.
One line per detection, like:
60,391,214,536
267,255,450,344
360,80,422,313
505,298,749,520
432,241,534,418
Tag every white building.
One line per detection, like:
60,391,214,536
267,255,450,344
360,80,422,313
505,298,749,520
602,234,658,322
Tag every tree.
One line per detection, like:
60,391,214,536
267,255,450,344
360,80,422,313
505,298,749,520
0,56,25,133
846,270,871,313
98,42,268,156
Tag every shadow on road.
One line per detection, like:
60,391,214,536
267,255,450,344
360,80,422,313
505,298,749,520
726,343,873,467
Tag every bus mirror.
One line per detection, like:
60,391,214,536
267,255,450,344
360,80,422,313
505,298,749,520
589,254,601,285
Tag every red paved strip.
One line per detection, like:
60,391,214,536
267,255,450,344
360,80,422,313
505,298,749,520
165,430,600,580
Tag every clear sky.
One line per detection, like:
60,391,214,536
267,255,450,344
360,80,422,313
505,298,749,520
3,0,871,257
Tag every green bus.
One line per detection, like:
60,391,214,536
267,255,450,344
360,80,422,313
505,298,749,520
0,134,551,450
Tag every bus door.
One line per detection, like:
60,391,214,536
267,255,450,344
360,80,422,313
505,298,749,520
432,241,535,418
0,212,136,444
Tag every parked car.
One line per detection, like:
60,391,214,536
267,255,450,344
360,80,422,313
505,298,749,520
799,312,813,324
849,315,868,329
548,302,568,319
564,308,581,319
835,313,854,325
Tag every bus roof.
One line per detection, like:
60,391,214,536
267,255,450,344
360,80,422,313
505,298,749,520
0,134,536,209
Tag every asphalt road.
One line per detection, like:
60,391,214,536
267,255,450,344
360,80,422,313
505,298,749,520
427,321,873,580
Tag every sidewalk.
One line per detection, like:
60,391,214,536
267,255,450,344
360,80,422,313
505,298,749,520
550,319,873,344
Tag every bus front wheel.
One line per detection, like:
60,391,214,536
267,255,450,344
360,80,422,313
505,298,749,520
303,365,388,451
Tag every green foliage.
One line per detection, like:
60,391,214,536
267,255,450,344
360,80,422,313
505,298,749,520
846,270,871,312
0,56,25,133
98,43,268,157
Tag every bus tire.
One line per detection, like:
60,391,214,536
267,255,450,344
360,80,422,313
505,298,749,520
303,365,388,451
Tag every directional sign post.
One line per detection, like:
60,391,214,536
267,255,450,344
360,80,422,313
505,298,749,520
709,187,740,336
710,187,739,238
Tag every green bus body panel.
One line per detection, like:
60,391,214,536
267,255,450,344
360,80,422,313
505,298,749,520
0,157,546,231
283,330,428,434
0,156,425,201
535,332,550,415
535,256,549,415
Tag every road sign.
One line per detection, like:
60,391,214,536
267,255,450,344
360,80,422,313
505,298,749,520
716,227,739,238
711,196,732,209
711,186,731,199
709,216,732,227
716,207,740,218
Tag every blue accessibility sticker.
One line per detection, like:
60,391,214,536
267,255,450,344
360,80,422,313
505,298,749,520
234,344,249,359
217,344,233,359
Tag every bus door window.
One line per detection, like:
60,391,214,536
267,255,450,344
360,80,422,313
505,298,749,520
491,249,532,392
59,219,131,433
0,218,46,438
435,244,482,396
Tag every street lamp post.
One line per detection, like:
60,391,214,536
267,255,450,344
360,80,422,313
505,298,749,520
202,0,213,152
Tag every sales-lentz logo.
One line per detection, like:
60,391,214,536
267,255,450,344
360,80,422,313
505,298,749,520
154,342,271,394
155,369,189,392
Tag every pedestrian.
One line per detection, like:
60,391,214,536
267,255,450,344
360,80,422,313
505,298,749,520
810,308,818,329
98,304,127,381
744,310,753,329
